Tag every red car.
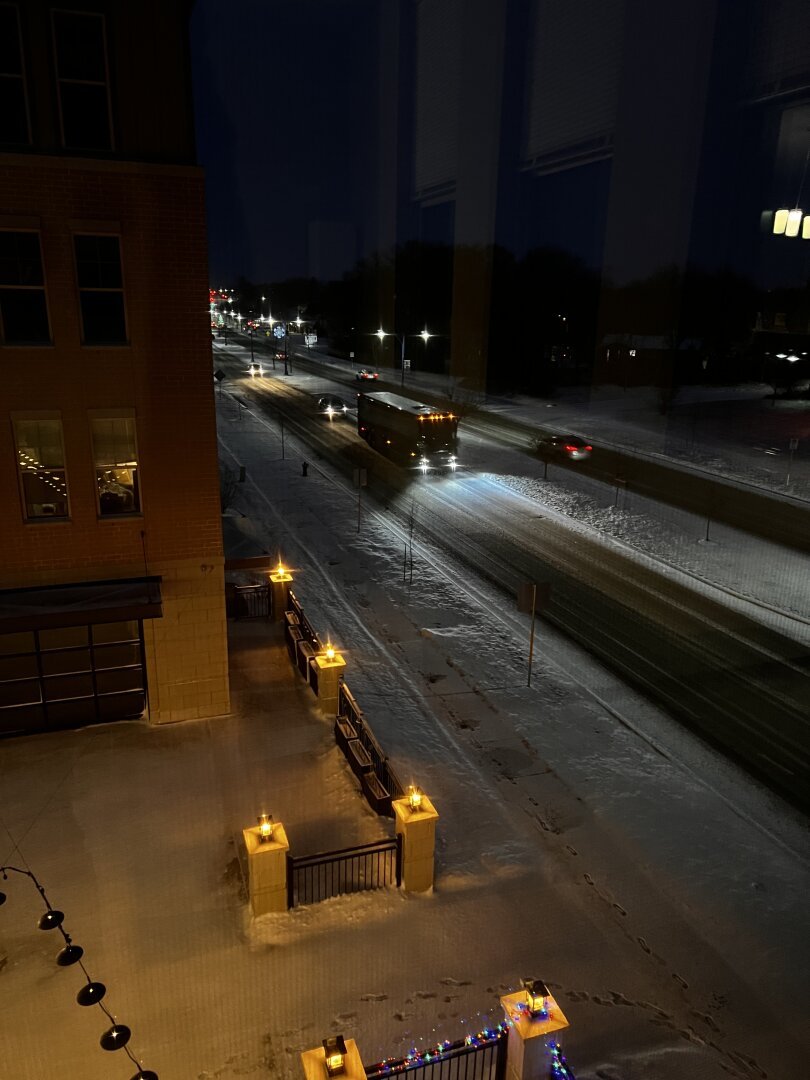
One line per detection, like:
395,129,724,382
355,369,379,381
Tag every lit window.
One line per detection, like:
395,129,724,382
13,417,69,520
52,10,113,150
0,231,51,345
0,4,30,145
74,235,127,344
90,417,140,516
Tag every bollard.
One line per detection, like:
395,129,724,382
302,461,309,477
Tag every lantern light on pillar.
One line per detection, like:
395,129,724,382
323,1035,347,1076
273,561,292,582
257,813,275,842
325,643,336,662
773,208,789,234
408,785,423,813
522,978,550,1017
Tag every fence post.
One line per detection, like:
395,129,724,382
313,651,346,715
392,793,438,892
242,819,290,916
269,563,293,622
499,984,570,1080
301,1038,365,1080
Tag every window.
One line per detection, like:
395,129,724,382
52,9,112,150
90,416,140,516
0,231,51,345
13,417,69,520
74,234,127,344
0,4,30,145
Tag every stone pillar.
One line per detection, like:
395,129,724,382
499,988,570,1080
392,793,438,892
313,651,346,715
269,565,293,622
301,1039,365,1080
242,820,289,915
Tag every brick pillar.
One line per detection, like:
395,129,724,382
499,988,570,1080
269,566,293,622
313,651,346,714
392,793,438,892
242,820,289,915
301,1038,365,1080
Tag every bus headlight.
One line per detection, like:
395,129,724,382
449,455,457,470
420,457,429,472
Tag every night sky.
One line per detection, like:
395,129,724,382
191,0,379,287
191,1,810,298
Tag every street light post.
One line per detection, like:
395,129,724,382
377,327,432,387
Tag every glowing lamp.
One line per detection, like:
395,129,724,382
272,560,292,582
522,978,550,1017
323,1035,347,1076
325,643,336,661
408,785,423,813
773,208,789,234
803,216,810,240
257,813,274,842
786,209,803,237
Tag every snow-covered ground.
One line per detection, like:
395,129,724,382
1,349,807,1080
213,363,810,1080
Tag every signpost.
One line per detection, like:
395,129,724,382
353,468,368,533
787,436,799,486
517,583,551,687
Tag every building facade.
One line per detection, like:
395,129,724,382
0,0,229,734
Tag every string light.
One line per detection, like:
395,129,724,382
0,863,158,1078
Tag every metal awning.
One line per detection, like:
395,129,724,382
0,576,163,634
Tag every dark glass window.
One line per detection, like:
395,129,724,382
0,4,30,145
0,231,51,345
74,234,127,344
52,10,112,150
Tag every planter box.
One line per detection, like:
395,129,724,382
345,738,373,779
286,625,302,664
296,639,316,680
334,716,357,753
361,771,392,816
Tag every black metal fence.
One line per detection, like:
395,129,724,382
364,1027,508,1080
288,589,323,650
338,683,406,814
286,835,402,908
228,583,270,619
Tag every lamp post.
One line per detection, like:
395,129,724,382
376,327,432,387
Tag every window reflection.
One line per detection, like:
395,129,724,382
91,416,140,515
13,417,69,519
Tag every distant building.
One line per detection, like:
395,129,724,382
0,0,229,734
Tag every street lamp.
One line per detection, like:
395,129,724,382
377,327,432,387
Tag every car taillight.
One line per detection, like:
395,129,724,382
564,444,577,453
584,445,592,452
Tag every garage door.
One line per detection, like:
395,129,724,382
0,619,147,737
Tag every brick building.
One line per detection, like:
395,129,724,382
0,0,229,733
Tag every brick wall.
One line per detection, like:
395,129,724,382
0,153,230,723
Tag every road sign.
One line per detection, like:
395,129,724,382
789,437,799,450
214,369,226,381
353,468,368,488
273,324,286,339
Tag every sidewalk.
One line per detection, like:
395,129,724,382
0,618,388,1080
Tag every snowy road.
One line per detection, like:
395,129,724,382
216,347,810,805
